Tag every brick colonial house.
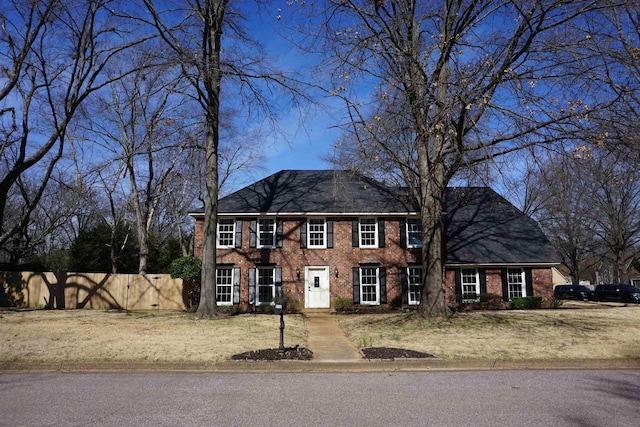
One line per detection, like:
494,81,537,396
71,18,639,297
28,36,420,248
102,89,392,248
190,170,559,310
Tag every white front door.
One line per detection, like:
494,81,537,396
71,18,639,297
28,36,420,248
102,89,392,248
305,266,330,308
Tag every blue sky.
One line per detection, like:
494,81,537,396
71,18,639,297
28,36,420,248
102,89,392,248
261,116,341,176
235,3,345,183
222,2,548,209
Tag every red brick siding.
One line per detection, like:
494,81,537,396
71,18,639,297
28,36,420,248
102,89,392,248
532,268,553,300
485,269,504,296
443,267,554,305
208,217,420,309
193,216,555,309
194,218,204,258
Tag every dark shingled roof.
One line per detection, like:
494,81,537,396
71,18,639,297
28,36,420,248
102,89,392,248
195,170,559,265
443,187,560,265
216,170,414,214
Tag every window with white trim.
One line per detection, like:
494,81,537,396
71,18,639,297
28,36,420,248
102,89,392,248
406,219,422,248
216,267,233,305
507,268,526,299
257,218,276,248
217,219,235,248
461,268,480,302
359,218,378,248
407,266,422,305
308,218,326,248
257,267,275,304
360,266,379,305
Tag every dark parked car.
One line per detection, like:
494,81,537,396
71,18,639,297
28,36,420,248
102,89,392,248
553,285,593,301
593,284,640,303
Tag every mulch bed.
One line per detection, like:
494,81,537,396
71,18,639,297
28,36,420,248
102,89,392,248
231,346,435,361
231,347,313,361
360,347,436,360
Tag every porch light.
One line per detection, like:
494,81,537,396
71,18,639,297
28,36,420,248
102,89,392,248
296,267,301,279
334,267,339,278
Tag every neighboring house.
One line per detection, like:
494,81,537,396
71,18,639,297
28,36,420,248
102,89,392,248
551,267,571,286
630,259,640,288
190,170,560,310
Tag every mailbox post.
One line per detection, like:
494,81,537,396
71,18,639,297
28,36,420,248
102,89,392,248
274,296,286,354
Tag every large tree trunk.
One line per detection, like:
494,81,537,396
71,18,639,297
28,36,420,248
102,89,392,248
416,150,448,317
195,0,225,318
616,251,630,285
414,31,450,317
137,232,149,275
128,158,149,275
195,125,220,318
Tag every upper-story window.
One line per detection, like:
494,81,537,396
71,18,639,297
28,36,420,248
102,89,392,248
406,219,422,248
217,218,235,248
308,218,326,248
301,218,333,249
359,218,378,248
250,218,282,249
352,218,384,248
258,218,276,248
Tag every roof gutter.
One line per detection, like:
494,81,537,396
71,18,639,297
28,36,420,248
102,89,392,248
189,212,420,218
446,262,561,267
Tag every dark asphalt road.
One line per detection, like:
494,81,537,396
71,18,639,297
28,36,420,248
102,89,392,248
1,370,639,426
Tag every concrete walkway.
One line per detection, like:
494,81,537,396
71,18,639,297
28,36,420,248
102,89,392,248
304,311,362,362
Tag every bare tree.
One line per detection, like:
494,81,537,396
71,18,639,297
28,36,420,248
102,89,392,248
536,2,640,283
531,144,640,285
306,0,613,315
529,150,600,285
155,145,204,257
572,1,640,158
74,57,266,274
83,62,198,274
0,0,150,256
142,0,305,317
73,156,135,274
587,148,640,284
141,0,226,318
0,170,84,265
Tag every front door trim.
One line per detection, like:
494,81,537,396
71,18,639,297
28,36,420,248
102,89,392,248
304,266,330,308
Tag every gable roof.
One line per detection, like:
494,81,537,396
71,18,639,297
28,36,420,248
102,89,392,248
215,170,414,214
191,169,559,265
444,187,560,265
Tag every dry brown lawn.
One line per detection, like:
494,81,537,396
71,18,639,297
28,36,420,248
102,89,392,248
1,302,640,363
338,302,640,360
0,310,307,363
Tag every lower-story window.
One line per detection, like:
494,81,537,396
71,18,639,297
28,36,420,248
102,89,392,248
507,268,526,299
257,267,275,305
360,266,379,305
407,266,422,305
249,267,281,306
461,268,480,302
216,267,233,305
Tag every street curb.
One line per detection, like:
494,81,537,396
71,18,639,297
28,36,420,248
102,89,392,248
2,358,640,374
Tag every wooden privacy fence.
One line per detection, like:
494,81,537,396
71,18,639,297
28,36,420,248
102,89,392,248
0,271,186,310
